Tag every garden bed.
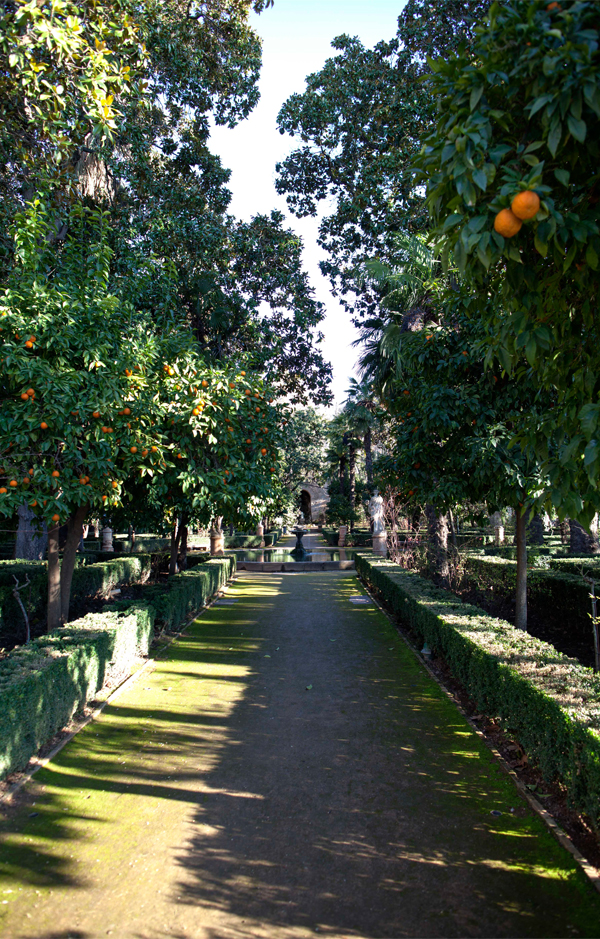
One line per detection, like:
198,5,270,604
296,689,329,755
0,555,236,781
459,555,598,668
356,553,600,830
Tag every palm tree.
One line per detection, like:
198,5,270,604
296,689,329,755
343,378,379,489
354,233,444,397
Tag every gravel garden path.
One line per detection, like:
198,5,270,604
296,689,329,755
1,536,599,938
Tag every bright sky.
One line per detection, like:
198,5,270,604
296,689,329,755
210,0,406,408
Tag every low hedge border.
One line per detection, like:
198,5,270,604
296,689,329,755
108,555,237,633
0,556,153,643
550,557,600,576
355,553,600,828
461,555,596,639
0,555,235,780
224,534,275,548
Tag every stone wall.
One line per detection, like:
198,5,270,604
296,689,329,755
298,482,329,523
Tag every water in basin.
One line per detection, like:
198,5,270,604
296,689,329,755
232,548,368,563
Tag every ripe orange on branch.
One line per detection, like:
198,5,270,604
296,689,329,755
510,190,540,221
494,208,522,237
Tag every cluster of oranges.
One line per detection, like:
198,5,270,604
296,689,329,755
20,387,35,401
494,191,540,238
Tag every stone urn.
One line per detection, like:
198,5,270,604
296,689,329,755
101,526,114,553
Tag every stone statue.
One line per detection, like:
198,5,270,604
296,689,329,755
369,489,385,535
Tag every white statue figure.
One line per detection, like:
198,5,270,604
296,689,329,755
369,489,385,535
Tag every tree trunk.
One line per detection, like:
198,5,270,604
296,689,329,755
47,525,61,633
177,516,188,571
339,454,347,495
515,505,528,631
364,426,373,488
60,505,89,625
348,443,356,531
169,518,182,577
448,508,458,551
527,513,545,546
425,505,449,588
15,502,47,560
569,517,600,555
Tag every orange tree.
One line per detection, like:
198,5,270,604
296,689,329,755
416,0,600,525
372,299,549,626
0,202,285,627
126,358,287,574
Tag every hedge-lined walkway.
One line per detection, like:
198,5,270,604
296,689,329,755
1,569,600,938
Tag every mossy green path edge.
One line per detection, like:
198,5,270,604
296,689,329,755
0,569,599,938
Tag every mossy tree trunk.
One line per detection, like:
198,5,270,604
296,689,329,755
60,505,89,624
515,505,528,631
425,505,449,588
46,504,89,632
15,502,47,560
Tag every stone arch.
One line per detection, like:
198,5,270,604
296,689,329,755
297,482,329,524
300,489,311,522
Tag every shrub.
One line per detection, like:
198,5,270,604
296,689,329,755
142,555,237,632
224,534,272,548
0,555,234,778
0,607,151,779
356,553,600,828
0,555,153,643
461,555,596,639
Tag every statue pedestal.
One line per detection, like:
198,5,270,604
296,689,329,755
256,522,265,548
372,532,387,556
495,525,505,546
210,531,224,555
101,527,114,552
338,525,348,547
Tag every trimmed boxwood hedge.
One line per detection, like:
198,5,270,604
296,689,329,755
0,606,153,779
356,553,600,828
550,557,600,576
0,555,235,779
322,528,374,547
224,534,275,548
461,555,596,639
124,555,237,632
0,555,153,644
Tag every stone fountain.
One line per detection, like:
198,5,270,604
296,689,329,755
290,526,308,559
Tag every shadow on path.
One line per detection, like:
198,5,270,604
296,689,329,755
1,571,599,938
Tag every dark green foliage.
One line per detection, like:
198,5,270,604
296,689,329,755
322,528,373,547
0,556,234,778
462,555,597,642
356,553,600,827
113,536,172,554
550,557,600,576
224,534,274,548
0,556,152,647
134,556,236,633
0,608,151,779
